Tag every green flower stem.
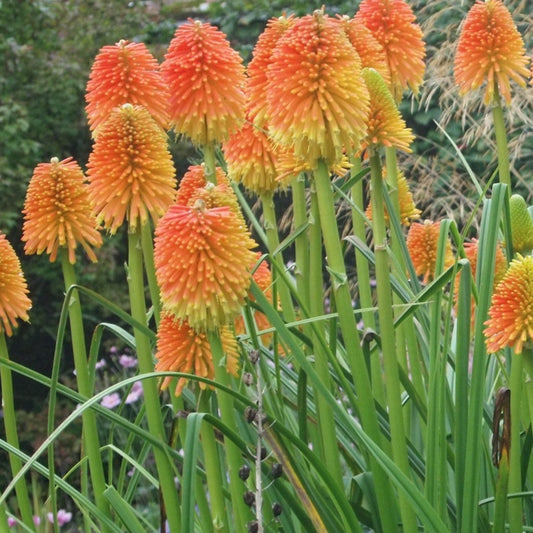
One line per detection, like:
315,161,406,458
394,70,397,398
369,150,418,532
0,505,9,532
507,350,524,533
60,254,110,531
207,330,251,532
313,159,398,532
141,221,161,327
198,393,230,533
291,175,309,309
260,191,296,323
0,333,34,530
127,228,181,533
308,184,343,487
204,143,217,183
492,91,511,191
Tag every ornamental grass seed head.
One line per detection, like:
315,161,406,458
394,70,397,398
23,157,102,263
161,20,246,145
355,0,425,100
87,104,176,234
155,312,239,396
454,0,530,105
360,68,414,154
0,233,31,336
266,10,369,168
154,197,257,331
247,14,295,127
406,220,454,283
85,40,170,135
485,255,533,354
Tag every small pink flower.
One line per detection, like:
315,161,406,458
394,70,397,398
119,354,138,368
125,381,143,404
101,393,121,409
33,516,41,526
7,517,16,527
47,510,72,527
95,358,107,370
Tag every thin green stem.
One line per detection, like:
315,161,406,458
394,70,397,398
0,333,34,530
198,393,229,533
313,159,398,532
60,254,110,530
141,221,161,327
204,143,217,184
291,175,309,309
208,330,251,532
491,91,511,191
127,227,181,533
369,150,418,532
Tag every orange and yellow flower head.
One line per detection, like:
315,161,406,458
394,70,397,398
155,312,239,396
361,68,414,153
223,118,284,195
87,104,176,234
485,255,533,354
23,157,102,264
338,16,391,85
454,0,529,105
355,0,425,100
247,14,295,127
266,10,369,168
85,40,170,136
0,233,31,337
161,20,246,145
366,169,420,226
406,220,454,283
154,197,257,331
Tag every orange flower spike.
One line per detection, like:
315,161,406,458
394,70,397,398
338,16,391,85
361,68,414,153
161,20,246,145
224,118,284,195
85,40,170,136
485,255,533,354
0,233,31,337
455,0,529,105
23,157,102,264
154,201,257,331
155,312,239,396
267,10,369,168
247,14,296,127
355,0,425,100
406,220,454,283
87,104,176,234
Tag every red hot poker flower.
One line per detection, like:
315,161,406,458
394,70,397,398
23,157,102,263
87,104,176,234
161,20,246,145
485,255,533,354
85,40,170,135
0,233,31,336
454,0,529,105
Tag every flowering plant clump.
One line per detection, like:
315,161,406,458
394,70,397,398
8,3,533,532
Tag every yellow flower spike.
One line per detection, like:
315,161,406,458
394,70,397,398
87,104,176,234
23,157,102,264
406,220,454,283
454,0,530,105
509,194,533,255
154,200,257,331
355,0,426,100
361,68,414,154
85,39,170,136
155,311,239,396
485,255,533,354
366,170,421,226
266,10,369,168
0,233,32,337
161,19,246,145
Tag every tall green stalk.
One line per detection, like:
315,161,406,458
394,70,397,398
369,150,418,532
60,254,111,531
0,333,34,530
313,159,398,532
141,221,161,327
127,227,181,532
291,175,309,309
491,91,511,191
